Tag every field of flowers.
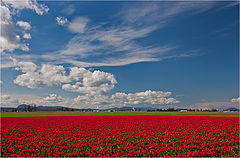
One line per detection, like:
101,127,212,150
1,116,239,157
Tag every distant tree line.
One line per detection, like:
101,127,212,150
23,104,37,112
147,108,218,112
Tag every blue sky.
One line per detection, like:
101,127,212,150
1,0,239,109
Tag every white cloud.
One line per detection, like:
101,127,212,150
14,63,70,88
1,90,179,109
72,90,179,108
0,5,29,52
62,69,117,95
1,93,65,108
118,2,216,31
14,60,37,72
1,0,48,53
13,60,117,95
176,94,184,97
0,33,29,52
0,80,2,86
61,4,75,15
23,33,31,39
56,16,68,26
12,60,179,108
111,90,179,106
75,70,114,94
60,25,159,57
16,21,31,30
73,94,109,108
1,94,19,107
2,2,215,67
44,94,63,103
1,94,22,107
2,0,49,15
1,94,11,100
36,2,213,67
0,4,11,25
188,101,239,111
119,3,160,24
0,53,16,68
68,17,89,33
54,23,177,67
231,97,240,103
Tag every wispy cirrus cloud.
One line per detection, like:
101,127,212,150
1,2,221,68
39,2,217,67
119,1,216,26
67,17,89,33
61,4,75,15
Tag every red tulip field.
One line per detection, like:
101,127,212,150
1,116,239,157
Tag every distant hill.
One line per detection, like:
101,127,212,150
1,107,17,112
36,105,84,111
223,107,239,111
17,104,28,109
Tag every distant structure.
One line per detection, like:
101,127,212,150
1,104,239,112
180,109,187,112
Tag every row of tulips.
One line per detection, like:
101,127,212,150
1,116,239,157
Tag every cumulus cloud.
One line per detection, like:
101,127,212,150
1,94,20,107
111,90,179,106
2,0,49,15
16,21,32,40
2,93,72,108
23,33,31,39
188,101,239,111
14,62,70,88
11,60,179,108
0,5,29,52
44,94,63,103
0,4,11,25
1,0,48,53
0,93,76,108
68,17,89,33
72,90,179,108
16,21,31,30
62,69,117,95
1,94,11,100
1,93,64,108
13,61,117,94
1,90,179,109
231,97,240,103
56,16,68,26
